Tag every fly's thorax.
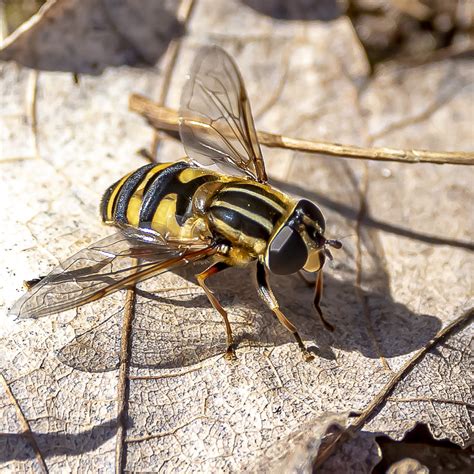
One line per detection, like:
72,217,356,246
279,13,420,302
204,181,294,258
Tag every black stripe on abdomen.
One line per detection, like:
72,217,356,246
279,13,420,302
100,181,117,222
114,163,156,223
209,205,272,240
226,183,286,207
139,161,190,227
217,189,283,225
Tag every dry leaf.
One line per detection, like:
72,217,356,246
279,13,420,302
0,0,183,73
0,0,472,471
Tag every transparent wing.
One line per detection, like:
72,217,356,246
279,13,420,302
9,230,216,319
179,45,267,182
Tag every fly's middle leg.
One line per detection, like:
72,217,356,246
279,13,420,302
255,260,314,361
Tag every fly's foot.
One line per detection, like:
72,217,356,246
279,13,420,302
302,349,315,362
224,345,237,361
293,332,314,362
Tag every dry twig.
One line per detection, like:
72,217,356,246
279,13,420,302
129,94,474,166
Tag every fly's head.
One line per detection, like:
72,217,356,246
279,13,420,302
265,199,342,275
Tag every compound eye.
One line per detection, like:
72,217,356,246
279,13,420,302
266,226,308,275
297,199,326,233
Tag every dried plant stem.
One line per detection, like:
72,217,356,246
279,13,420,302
115,287,136,473
129,94,474,166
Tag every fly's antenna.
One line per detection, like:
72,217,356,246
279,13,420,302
326,239,342,249
322,238,342,260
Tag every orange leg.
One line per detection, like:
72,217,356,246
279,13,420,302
256,261,314,361
298,258,334,331
196,262,236,360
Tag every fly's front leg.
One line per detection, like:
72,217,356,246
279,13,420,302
256,261,314,362
196,262,236,360
313,254,335,332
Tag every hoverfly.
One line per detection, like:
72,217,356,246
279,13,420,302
10,46,341,361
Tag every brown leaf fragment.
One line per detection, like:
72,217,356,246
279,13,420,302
243,413,380,473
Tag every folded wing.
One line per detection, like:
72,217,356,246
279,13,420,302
10,230,216,319
179,45,267,182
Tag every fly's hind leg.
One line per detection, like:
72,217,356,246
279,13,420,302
196,262,236,360
256,261,314,362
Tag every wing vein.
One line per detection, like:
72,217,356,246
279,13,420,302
179,45,267,182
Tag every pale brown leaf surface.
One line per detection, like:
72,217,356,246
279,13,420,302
0,0,183,72
0,0,473,472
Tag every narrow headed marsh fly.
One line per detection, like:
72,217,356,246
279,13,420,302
10,46,342,361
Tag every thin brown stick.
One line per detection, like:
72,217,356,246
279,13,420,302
0,372,48,473
116,5,197,468
314,307,474,468
129,94,474,166
147,0,196,159
26,69,39,159
148,41,181,159
114,288,136,473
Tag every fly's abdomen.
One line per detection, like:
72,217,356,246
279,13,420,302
101,161,219,239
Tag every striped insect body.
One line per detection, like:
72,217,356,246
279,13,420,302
10,45,342,362
101,161,220,241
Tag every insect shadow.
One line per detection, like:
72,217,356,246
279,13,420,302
0,419,118,464
57,261,441,373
